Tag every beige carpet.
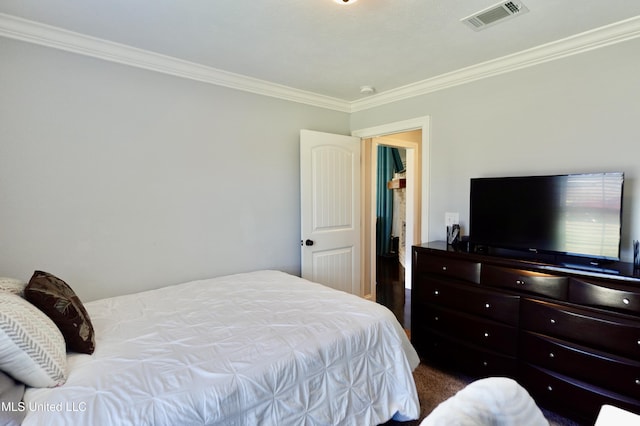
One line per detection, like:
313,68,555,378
384,362,582,426
411,361,471,423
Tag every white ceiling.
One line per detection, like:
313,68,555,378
1,0,640,104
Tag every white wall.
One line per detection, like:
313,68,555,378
2,34,639,302
0,38,350,301
351,38,640,263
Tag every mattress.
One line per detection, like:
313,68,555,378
22,270,420,425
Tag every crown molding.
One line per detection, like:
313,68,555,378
350,15,640,112
1,13,639,114
0,13,351,112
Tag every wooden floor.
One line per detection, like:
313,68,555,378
376,254,410,329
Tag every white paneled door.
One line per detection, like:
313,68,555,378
300,130,361,295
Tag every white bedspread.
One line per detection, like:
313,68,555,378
22,270,420,426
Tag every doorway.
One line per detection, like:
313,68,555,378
353,117,429,301
375,143,408,326
373,134,419,327
352,116,430,327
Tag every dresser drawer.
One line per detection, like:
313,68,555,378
521,299,640,359
519,363,640,424
419,278,520,325
481,264,568,300
418,329,517,378
415,252,481,283
521,331,640,398
570,277,640,315
424,304,518,355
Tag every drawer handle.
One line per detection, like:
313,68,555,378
623,298,630,305
434,316,439,321
442,266,448,271
635,379,640,386
484,332,490,338
434,290,439,295
549,352,555,358
482,361,488,367
547,385,553,392
485,303,491,309
550,319,556,325
516,279,525,285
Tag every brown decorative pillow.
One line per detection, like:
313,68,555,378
24,271,95,354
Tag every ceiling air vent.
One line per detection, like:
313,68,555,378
462,1,529,31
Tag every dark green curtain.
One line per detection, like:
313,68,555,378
376,146,403,256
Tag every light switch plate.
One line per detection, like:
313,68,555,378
445,212,459,227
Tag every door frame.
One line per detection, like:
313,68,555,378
352,116,430,300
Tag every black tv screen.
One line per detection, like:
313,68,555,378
469,172,624,261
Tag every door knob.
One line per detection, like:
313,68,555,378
305,239,314,246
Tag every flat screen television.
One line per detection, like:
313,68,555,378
469,172,624,263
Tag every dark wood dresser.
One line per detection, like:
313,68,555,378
411,241,640,424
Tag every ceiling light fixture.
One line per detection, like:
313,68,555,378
360,85,375,95
334,0,358,4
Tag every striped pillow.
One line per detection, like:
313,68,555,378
0,293,67,388
0,278,26,296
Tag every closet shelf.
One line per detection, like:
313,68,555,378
387,178,406,189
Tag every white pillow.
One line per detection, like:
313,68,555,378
0,293,67,388
0,370,26,425
420,377,548,426
0,278,26,296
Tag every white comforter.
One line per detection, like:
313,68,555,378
22,270,420,426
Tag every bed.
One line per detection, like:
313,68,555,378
12,270,420,425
